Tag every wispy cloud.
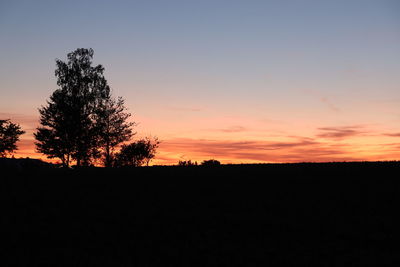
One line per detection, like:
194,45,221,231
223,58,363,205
316,126,366,139
298,89,340,112
157,137,355,163
320,97,340,112
218,126,247,133
0,112,38,126
383,133,400,137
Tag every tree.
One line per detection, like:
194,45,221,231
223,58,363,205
0,119,25,158
35,48,111,167
96,96,135,167
115,137,160,167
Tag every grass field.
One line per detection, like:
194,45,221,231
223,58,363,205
3,162,400,266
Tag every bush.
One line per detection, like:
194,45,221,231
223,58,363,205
114,137,159,167
201,159,221,166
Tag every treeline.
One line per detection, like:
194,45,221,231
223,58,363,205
178,159,221,166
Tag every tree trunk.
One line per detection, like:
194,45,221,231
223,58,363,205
105,142,111,167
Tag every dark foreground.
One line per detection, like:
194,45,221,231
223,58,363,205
3,162,400,266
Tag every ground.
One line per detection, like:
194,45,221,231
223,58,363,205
3,162,400,266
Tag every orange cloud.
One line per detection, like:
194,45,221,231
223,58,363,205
384,133,400,137
218,126,247,133
154,137,356,165
0,112,38,122
316,126,367,139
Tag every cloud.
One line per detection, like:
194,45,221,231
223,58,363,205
383,133,400,137
377,142,400,150
163,138,319,152
0,112,38,125
320,97,340,112
218,126,247,133
157,137,355,163
316,126,366,139
297,89,340,112
0,112,38,134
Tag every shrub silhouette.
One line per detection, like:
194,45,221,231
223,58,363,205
115,137,159,167
201,159,221,166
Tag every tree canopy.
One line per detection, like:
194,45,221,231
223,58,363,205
35,48,135,167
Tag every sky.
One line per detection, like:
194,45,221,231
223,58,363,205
1,0,400,164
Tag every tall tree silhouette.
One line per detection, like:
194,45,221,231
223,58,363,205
35,48,111,167
96,96,135,167
0,119,25,158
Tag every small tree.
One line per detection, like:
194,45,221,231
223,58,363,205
0,119,25,158
115,137,160,167
96,96,135,167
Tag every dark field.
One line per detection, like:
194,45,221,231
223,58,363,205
3,162,400,266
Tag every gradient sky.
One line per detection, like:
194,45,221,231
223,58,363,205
1,0,400,164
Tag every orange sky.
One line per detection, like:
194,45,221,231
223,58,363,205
5,112,400,165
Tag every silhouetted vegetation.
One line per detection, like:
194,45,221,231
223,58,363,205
34,48,155,168
35,48,111,167
201,159,221,166
0,119,25,157
178,160,198,166
0,157,55,171
114,137,160,167
96,96,135,167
